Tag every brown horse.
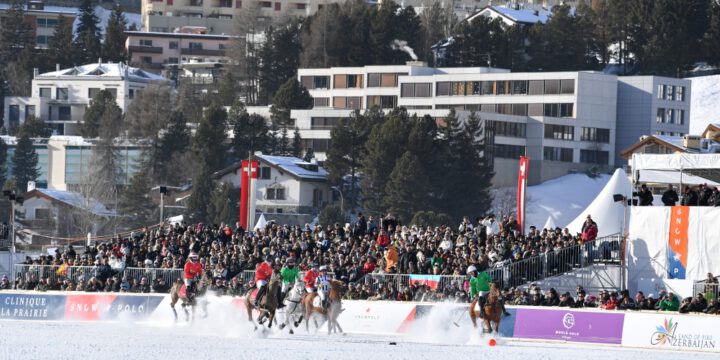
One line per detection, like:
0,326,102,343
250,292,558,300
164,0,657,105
469,283,502,334
170,270,210,322
303,279,344,334
244,275,281,331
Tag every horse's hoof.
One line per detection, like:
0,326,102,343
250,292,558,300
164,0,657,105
279,324,285,329
289,329,294,335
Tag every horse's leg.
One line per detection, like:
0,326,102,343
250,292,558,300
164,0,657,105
183,304,190,322
171,296,178,322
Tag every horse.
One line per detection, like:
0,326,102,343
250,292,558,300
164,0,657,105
244,274,281,331
303,279,344,334
278,281,305,334
469,282,502,334
170,270,211,322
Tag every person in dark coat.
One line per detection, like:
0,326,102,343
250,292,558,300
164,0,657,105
682,186,699,206
661,184,679,206
638,184,653,206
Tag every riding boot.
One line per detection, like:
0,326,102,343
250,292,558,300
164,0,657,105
255,286,266,307
478,296,486,319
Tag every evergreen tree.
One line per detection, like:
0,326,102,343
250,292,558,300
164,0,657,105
419,2,457,65
303,147,315,163
123,84,173,138
187,164,214,223
82,90,120,138
12,134,39,193
361,108,410,212
0,138,8,188
74,0,102,64
270,77,312,126
193,103,228,172
707,0,720,66
208,182,240,225
48,15,75,69
384,151,432,223
0,0,35,65
176,79,206,123
292,128,302,158
229,101,274,160
155,110,191,184
212,71,240,107
18,116,52,138
258,21,302,105
275,126,289,155
102,4,127,63
118,170,155,227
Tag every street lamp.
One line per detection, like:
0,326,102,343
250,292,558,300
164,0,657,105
331,186,344,214
151,185,184,223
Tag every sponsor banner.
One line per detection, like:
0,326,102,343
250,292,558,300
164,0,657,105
667,206,689,279
335,301,417,335
0,293,66,320
65,294,166,321
513,308,624,344
622,312,719,352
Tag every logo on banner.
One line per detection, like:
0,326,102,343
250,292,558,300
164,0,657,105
650,318,716,349
562,313,575,329
667,206,689,279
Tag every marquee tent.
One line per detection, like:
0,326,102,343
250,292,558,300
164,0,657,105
565,168,633,238
631,153,720,185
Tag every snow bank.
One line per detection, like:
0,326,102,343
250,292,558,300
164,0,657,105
689,74,720,135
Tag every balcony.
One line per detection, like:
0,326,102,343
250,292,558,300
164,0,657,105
129,45,163,54
187,0,204,6
181,48,226,56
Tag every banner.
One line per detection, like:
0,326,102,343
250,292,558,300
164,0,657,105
408,274,441,289
239,160,258,230
622,312,719,352
517,156,529,234
667,206,689,279
0,293,66,320
512,308,625,344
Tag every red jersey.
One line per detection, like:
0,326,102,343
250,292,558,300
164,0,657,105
184,261,203,280
255,262,273,282
376,233,390,247
304,270,318,288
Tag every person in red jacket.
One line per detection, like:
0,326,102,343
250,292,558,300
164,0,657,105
254,256,273,307
183,252,203,299
304,262,319,294
376,229,390,249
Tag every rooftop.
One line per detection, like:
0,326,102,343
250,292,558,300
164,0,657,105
37,62,167,82
26,188,116,217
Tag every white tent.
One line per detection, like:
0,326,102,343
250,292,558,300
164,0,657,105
542,216,557,230
253,213,268,231
565,168,633,238
631,153,720,185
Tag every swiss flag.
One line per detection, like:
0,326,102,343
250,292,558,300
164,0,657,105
517,156,529,235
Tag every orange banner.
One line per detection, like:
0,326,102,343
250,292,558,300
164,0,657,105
667,206,689,279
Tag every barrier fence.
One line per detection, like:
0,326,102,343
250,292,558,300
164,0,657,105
12,264,184,286
694,278,719,302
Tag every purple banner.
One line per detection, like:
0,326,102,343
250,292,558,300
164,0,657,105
513,308,625,344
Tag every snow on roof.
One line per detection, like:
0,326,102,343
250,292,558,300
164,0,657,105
256,155,328,181
38,63,166,82
30,188,116,217
652,135,694,152
489,5,552,24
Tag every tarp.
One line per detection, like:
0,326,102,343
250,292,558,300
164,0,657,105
565,168,633,238
542,216,556,230
637,169,719,186
631,153,720,184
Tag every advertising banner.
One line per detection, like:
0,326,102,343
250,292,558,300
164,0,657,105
64,294,165,321
513,308,624,344
0,293,66,320
667,206,689,279
622,312,719,352
335,301,417,335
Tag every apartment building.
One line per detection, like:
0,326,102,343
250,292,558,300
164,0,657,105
0,1,77,49
291,63,687,187
141,0,344,34
3,62,167,136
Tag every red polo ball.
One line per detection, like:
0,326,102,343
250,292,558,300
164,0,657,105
488,338,497,347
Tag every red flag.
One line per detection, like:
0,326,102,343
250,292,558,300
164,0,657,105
240,160,250,230
517,156,529,234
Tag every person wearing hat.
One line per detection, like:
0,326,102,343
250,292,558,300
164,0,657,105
316,265,331,309
278,257,300,308
183,252,202,300
304,262,320,294
253,251,274,307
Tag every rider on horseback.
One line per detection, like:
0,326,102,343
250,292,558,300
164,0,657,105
183,252,202,300
316,265,331,309
304,262,320,294
254,255,274,308
278,257,299,308
469,265,511,318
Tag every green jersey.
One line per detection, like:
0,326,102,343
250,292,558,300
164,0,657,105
469,271,492,298
280,266,300,284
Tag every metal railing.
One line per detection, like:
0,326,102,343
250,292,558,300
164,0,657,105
693,278,719,302
12,264,183,286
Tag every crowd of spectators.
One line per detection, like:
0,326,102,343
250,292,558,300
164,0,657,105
644,183,720,206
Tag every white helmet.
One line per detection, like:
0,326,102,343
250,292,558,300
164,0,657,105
319,265,328,272
189,252,199,259
467,265,477,274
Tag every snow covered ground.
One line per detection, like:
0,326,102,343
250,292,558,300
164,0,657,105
0,319,715,360
689,74,720,135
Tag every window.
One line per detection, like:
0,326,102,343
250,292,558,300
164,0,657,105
452,82,466,96
106,88,118,98
544,124,574,140
88,88,100,99
266,188,285,200
580,127,610,143
544,103,573,117
169,41,179,49
656,108,666,123
259,167,271,179
667,108,674,124
511,80,527,95
56,88,68,100
36,35,49,45
129,89,135,99
400,83,431,97
676,86,685,102
189,42,203,49
528,80,544,95
560,103,574,117
367,95,397,109
665,85,674,100
168,57,179,64
543,147,573,162
480,104,496,113
436,82,451,96
40,87,51,98
313,97,329,107
544,103,558,117
346,74,361,88
37,18,58,27
657,84,665,99
366,73,397,88
139,39,153,46
495,81,507,95
497,104,513,115
260,1,272,7
528,103,543,116
311,117,344,129
295,3,306,9
300,139,330,152
34,208,51,220
58,106,71,121
481,81,493,95
678,109,685,125
494,144,525,159
8,105,19,123
141,56,152,64
488,120,526,138
300,76,329,89
544,80,560,95
25,105,36,120
560,79,575,94
512,104,528,116
580,150,609,165
333,97,362,109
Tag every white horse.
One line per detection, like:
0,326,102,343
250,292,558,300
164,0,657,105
278,281,305,334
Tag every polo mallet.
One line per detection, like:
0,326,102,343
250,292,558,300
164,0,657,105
452,309,466,327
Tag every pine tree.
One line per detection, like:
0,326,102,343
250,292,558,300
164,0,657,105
0,138,7,188
384,151,432,223
123,84,173,138
258,21,302,105
155,110,190,184
48,15,75,68
18,116,52,138
292,128,302,158
12,134,39,193
208,182,239,225
303,148,315,163
706,0,720,66
193,103,228,172
102,4,127,63
118,170,155,227
82,90,120,138
270,77,312,126
276,126,289,155
0,0,35,65
187,163,214,223
229,101,274,160
74,0,102,64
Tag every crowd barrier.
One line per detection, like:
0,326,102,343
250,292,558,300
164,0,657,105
0,291,717,352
